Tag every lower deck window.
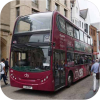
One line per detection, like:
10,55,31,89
67,52,74,67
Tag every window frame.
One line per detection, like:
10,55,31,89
64,9,67,17
55,3,59,11
88,37,91,45
90,37,93,46
79,30,84,41
84,33,87,43
46,0,51,11
16,7,20,17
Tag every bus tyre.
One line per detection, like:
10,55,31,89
67,74,72,87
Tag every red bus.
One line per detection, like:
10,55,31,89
10,11,93,91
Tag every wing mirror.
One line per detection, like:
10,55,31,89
48,47,52,56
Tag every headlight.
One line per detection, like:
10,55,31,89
46,76,48,79
41,76,49,82
41,80,43,82
11,74,13,76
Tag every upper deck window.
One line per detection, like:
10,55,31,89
66,23,73,37
74,29,79,39
57,15,66,34
15,12,53,33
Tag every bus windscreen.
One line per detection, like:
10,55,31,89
11,46,50,72
15,12,53,33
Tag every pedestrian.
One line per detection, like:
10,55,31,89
0,58,8,85
5,58,9,79
91,59,99,92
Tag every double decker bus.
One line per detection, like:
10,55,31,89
10,11,93,91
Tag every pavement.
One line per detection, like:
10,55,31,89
0,74,100,99
0,75,10,87
84,80,100,99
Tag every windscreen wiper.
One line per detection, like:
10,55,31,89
26,42,51,46
12,45,25,51
25,44,39,48
12,45,21,49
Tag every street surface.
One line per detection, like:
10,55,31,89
0,75,99,99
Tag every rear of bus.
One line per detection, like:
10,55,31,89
9,12,55,91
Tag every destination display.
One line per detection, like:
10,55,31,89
13,34,50,44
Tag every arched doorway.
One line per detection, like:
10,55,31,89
1,37,7,59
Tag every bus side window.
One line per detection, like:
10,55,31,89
74,53,81,65
84,55,88,64
57,15,66,34
79,55,84,64
90,55,92,63
67,52,74,67
87,55,92,64
66,23,73,37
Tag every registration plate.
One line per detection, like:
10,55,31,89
23,86,33,89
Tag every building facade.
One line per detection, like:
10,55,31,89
91,22,100,58
71,0,90,35
89,25,97,54
0,2,11,60
97,31,100,58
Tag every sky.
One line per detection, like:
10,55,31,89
78,0,100,23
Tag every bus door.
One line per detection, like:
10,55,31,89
84,55,91,76
83,55,88,76
53,50,66,90
74,53,84,79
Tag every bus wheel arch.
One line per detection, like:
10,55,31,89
67,70,73,87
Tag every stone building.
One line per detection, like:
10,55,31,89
0,2,11,60
91,22,100,58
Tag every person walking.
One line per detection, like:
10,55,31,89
0,59,8,85
5,58,9,78
91,59,99,92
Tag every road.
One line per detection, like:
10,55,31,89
0,75,99,99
